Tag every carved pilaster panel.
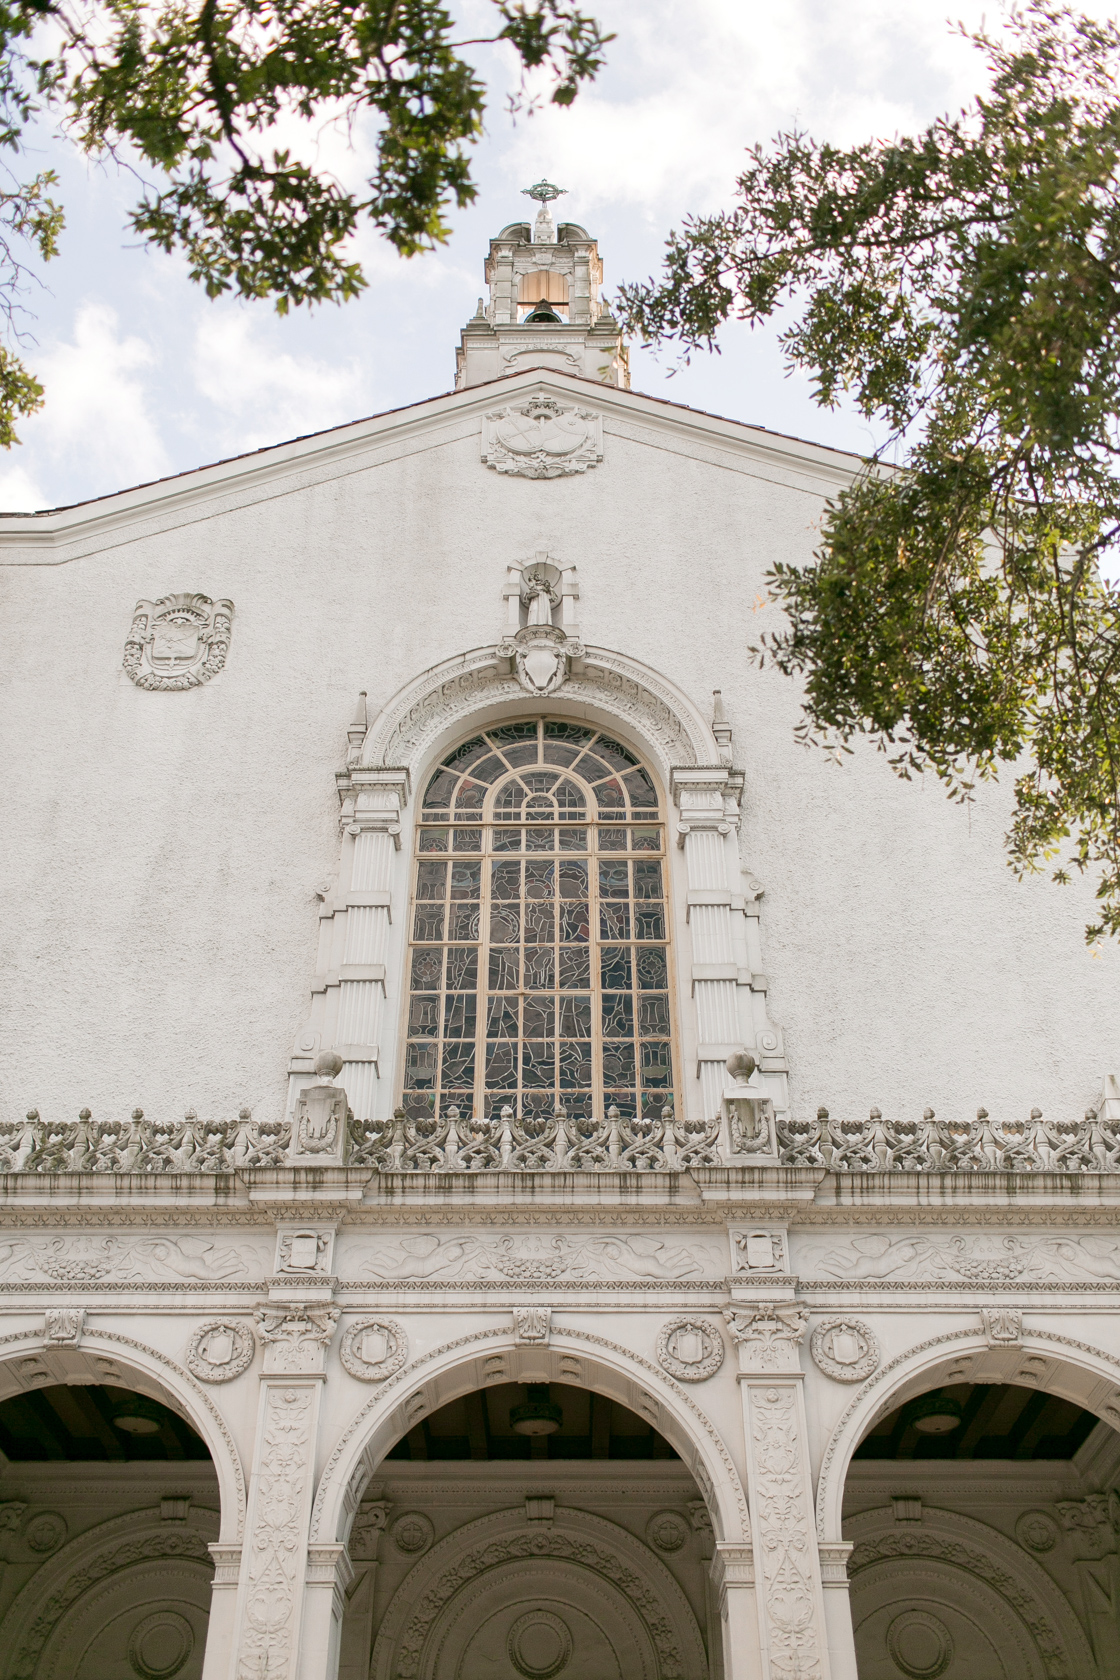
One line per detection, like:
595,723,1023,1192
740,1382,829,1680
234,1383,320,1680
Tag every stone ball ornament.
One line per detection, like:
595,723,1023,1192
656,1316,725,1382
340,1316,409,1382
809,1317,881,1383
187,1319,256,1383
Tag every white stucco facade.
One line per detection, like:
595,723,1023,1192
1,208,1119,1680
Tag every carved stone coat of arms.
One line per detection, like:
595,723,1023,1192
482,394,603,479
123,593,234,691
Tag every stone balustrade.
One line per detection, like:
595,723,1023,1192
2,1100,1119,1173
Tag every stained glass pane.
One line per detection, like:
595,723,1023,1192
405,720,677,1121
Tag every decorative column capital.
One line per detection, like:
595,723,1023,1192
724,1302,809,1375
255,1302,340,1375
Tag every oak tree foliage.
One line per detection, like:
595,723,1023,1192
0,0,610,441
619,4,1120,941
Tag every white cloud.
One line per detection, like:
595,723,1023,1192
192,311,367,450
0,461,48,512
11,302,170,504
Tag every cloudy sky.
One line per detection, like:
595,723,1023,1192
1,0,1116,510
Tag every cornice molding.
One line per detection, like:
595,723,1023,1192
0,372,861,566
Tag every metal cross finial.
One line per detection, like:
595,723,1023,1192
522,179,567,204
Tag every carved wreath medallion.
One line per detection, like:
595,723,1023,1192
482,394,603,479
187,1319,256,1383
656,1316,725,1382
809,1316,880,1383
646,1510,690,1553
123,593,234,691
340,1317,409,1382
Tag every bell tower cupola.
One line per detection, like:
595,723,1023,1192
456,180,630,391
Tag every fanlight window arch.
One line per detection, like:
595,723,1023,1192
403,720,677,1126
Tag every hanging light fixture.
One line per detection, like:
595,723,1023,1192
111,1395,166,1435
910,1394,963,1435
510,1385,563,1436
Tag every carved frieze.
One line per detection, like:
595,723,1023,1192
359,1231,713,1282
809,1317,880,1383
798,1230,1120,1284
482,393,603,479
656,1317,725,1382
123,594,234,691
187,1319,256,1383
0,1233,259,1284
340,1318,408,1383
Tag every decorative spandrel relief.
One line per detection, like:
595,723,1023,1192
482,394,603,479
340,1318,408,1382
0,1233,262,1284
355,1231,716,1282
238,1384,316,1680
656,1317,725,1382
797,1231,1120,1284
809,1317,880,1383
123,594,234,691
188,1320,256,1383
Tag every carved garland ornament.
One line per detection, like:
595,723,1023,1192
340,1317,409,1382
656,1318,725,1383
123,594,234,691
809,1317,880,1383
187,1320,256,1383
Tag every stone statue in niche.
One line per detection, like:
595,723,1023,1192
498,557,584,697
123,593,234,691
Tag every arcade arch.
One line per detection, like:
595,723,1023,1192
317,1334,743,1680
0,1335,245,1680
823,1333,1120,1680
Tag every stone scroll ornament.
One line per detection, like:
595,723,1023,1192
187,1319,256,1383
482,393,603,479
123,594,234,691
656,1316,725,1382
809,1317,880,1383
339,1317,409,1382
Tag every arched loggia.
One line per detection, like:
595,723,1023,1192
816,1327,1120,1544
311,1328,748,1549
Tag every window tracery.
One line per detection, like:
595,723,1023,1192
402,720,677,1124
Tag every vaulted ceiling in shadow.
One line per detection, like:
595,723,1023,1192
854,1382,1101,1461
0,1384,210,1461
386,1382,680,1462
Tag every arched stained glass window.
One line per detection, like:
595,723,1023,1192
402,719,676,1123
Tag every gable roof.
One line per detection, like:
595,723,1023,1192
0,367,865,565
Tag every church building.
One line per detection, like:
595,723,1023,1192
2,183,1120,1680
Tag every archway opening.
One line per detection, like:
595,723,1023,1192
0,1382,219,1680
843,1378,1118,1679
344,1381,712,1680
384,1379,680,1462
